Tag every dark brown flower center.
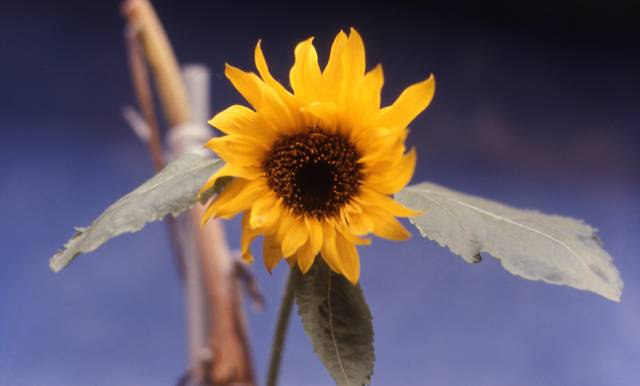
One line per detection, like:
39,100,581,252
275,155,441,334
262,129,362,218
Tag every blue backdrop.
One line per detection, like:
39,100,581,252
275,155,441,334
1,1,638,385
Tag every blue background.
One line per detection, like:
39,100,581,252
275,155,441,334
1,1,638,385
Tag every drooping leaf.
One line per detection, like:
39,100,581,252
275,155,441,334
396,182,623,302
295,259,375,386
49,154,224,272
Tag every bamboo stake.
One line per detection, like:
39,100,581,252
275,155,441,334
184,65,255,385
122,0,191,126
124,24,186,277
124,25,164,170
121,0,256,384
124,23,208,385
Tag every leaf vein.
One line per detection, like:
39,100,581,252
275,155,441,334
327,271,352,386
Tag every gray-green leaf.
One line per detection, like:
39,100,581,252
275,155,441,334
49,154,224,272
295,260,375,386
396,182,623,302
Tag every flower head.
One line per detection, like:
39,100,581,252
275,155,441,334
200,28,435,284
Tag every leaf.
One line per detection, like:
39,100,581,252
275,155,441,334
49,154,224,272
295,259,375,386
395,182,623,302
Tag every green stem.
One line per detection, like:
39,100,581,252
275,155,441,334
266,268,298,386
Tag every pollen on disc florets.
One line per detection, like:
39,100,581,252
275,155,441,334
262,128,362,219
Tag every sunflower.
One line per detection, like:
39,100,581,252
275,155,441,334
199,28,435,284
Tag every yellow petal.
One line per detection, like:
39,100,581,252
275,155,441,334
359,64,384,110
225,64,296,131
199,163,263,196
345,201,363,214
300,101,339,131
209,104,276,143
281,217,309,257
322,30,348,94
204,178,270,220
295,239,316,274
339,226,372,246
335,231,361,284
240,210,257,263
289,37,322,102
320,221,342,273
250,194,283,232
305,216,324,256
345,64,384,130
205,136,266,167
346,211,374,235
366,206,412,241
365,148,417,195
344,28,366,81
274,210,296,244
225,63,268,110
333,28,367,108
263,235,282,273
202,177,248,224
355,126,405,165
356,185,421,217
360,153,398,175
254,41,296,104
377,75,435,132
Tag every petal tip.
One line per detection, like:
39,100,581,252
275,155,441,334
348,27,362,39
254,39,264,59
242,252,255,264
343,269,360,285
200,214,210,228
224,63,241,77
